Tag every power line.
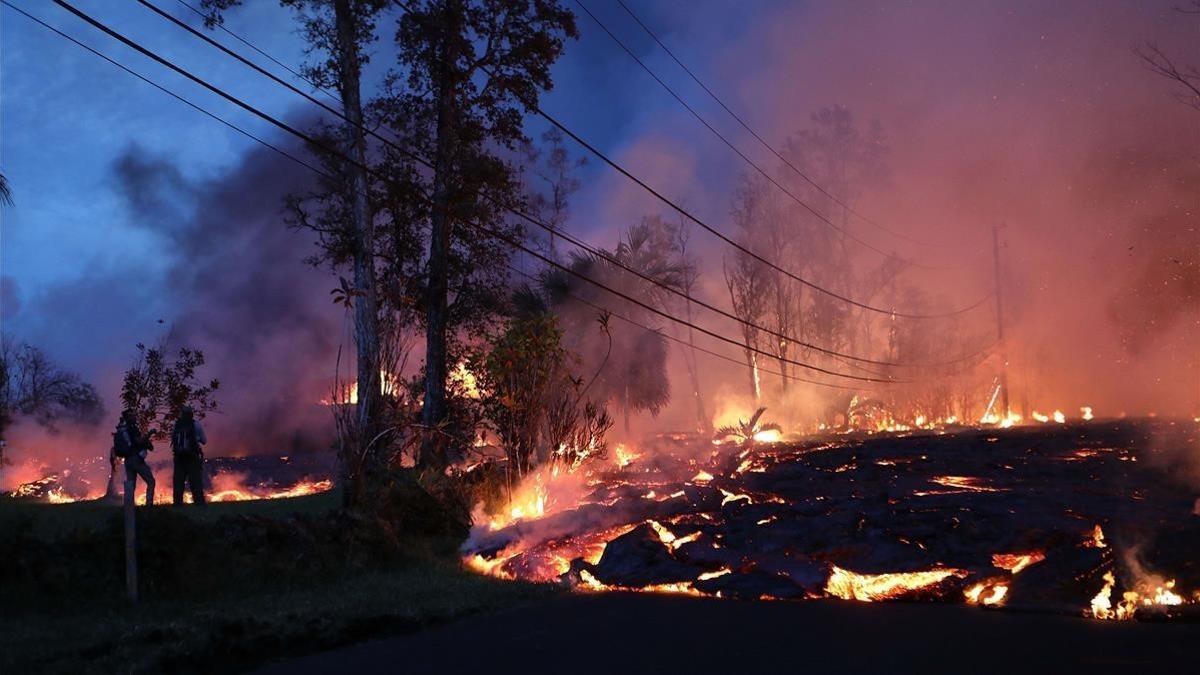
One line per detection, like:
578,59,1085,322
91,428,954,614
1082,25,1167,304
504,263,866,392
0,0,331,183
613,0,939,249
575,0,943,267
135,0,990,369
534,104,994,319
175,0,343,107
45,0,899,384
389,1,993,319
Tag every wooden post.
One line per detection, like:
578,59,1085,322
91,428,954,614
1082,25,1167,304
124,478,138,603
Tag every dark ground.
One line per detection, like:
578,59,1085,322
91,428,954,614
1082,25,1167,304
258,591,1200,675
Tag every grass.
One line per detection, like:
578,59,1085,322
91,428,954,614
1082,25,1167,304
0,493,557,674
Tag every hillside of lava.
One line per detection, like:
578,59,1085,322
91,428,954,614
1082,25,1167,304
464,419,1200,621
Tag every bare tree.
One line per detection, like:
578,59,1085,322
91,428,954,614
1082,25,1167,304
523,127,587,261
1135,44,1200,111
1134,9,1200,114
0,339,104,463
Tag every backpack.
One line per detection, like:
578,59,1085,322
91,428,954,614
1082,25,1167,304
113,425,134,459
173,420,199,457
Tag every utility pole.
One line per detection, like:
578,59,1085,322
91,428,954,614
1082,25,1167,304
992,224,1010,419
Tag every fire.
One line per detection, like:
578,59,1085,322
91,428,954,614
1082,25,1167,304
697,567,732,581
1088,569,1189,621
613,444,640,468
1032,411,1050,423
1081,406,1094,421
208,478,333,502
719,488,753,506
825,565,966,602
992,551,1046,574
322,369,401,405
1053,410,1066,424
1084,524,1107,548
576,569,704,596
923,475,1005,494
979,410,1022,428
648,519,701,551
965,581,1009,606
450,361,481,399
752,428,782,443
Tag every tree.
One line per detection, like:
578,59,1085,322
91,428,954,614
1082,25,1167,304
120,341,219,437
472,313,608,474
0,339,104,465
0,172,12,206
378,0,577,467
202,0,387,507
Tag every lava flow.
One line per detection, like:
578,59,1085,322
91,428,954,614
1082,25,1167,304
462,418,1200,620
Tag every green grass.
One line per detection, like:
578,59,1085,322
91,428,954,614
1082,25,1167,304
0,492,557,674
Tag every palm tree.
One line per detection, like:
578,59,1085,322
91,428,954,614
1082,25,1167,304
713,407,781,446
0,173,12,206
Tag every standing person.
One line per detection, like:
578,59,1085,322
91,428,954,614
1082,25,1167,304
171,405,207,505
114,409,155,505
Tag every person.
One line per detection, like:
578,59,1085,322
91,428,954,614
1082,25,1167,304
171,405,207,505
113,409,155,505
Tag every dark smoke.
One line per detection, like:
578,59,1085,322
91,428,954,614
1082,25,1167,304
5,132,345,460
112,138,343,455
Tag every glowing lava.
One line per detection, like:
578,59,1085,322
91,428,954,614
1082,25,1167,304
825,565,966,602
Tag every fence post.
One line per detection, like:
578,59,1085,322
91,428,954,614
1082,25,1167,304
124,479,139,603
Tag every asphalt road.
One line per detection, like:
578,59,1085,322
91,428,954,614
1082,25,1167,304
255,593,1199,675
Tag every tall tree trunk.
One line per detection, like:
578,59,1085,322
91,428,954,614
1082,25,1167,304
420,1,462,468
334,0,380,505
